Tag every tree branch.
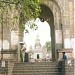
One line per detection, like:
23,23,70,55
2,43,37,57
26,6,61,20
0,0,18,4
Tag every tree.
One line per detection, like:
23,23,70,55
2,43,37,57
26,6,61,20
0,0,43,30
0,0,42,18
45,41,51,51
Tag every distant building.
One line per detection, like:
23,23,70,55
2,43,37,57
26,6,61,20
33,35,43,61
29,35,51,62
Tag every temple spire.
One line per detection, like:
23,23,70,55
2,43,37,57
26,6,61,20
34,34,41,48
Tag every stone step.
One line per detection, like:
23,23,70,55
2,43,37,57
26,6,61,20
13,67,58,70
12,69,59,72
13,67,59,72
12,72,61,75
12,70,60,72
14,62,58,64
14,62,58,67
13,65,58,68
11,62,62,75
14,64,58,66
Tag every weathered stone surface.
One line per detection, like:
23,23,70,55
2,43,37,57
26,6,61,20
0,0,74,61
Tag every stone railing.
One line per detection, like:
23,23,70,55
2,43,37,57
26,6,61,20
0,60,8,75
0,60,15,75
57,48,73,53
57,48,73,59
1,50,17,54
61,59,74,75
1,50,17,61
8,61,15,75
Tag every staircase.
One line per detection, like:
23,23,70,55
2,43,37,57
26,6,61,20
11,62,62,75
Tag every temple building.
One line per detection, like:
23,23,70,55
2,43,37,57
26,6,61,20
28,35,51,62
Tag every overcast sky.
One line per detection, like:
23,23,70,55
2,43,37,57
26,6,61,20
24,18,51,50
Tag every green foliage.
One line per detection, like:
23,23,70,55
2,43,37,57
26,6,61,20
45,41,51,51
25,19,38,33
0,0,42,20
0,0,42,31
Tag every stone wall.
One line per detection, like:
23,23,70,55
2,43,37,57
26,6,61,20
61,59,74,75
0,0,74,60
0,60,8,75
0,4,19,60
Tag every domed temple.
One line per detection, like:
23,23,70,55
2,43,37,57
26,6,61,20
28,34,50,62
0,0,74,75
30,34,44,61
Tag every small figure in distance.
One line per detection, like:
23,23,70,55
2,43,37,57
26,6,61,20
21,45,26,62
58,52,67,70
62,52,67,61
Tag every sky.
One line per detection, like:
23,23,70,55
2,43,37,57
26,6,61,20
23,18,51,50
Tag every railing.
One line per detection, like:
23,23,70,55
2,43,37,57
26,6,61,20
61,59,74,75
57,48,73,53
1,50,17,54
0,50,17,61
0,60,8,75
57,48,73,59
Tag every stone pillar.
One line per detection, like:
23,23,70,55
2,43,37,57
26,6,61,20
53,6,62,60
73,0,75,73
74,0,75,59
17,10,25,62
55,11,62,49
62,0,71,48
69,1,74,59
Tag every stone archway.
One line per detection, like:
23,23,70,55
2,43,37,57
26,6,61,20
18,0,74,61
18,0,62,61
0,0,74,61
39,1,62,61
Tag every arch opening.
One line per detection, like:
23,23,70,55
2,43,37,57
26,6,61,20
39,4,55,61
19,2,61,61
24,18,52,62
